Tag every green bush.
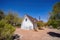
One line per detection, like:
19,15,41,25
16,24,21,28
0,19,15,40
37,22,44,29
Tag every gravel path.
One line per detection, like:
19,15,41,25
14,27,60,40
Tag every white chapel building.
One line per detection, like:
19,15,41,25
21,15,38,30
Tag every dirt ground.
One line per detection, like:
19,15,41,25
14,27,60,40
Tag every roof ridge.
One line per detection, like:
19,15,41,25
25,14,38,24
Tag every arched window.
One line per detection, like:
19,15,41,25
25,18,27,21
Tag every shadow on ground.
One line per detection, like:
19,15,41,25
47,32,60,38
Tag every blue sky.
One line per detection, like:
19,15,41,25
0,0,60,22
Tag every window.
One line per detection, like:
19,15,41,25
25,18,27,21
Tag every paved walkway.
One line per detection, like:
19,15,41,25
14,27,60,40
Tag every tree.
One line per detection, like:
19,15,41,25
0,10,5,20
13,14,22,26
5,13,14,24
48,2,60,28
53,2,60,13
5,12,22,26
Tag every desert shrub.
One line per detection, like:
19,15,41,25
37,21,44,29
0,19,15,40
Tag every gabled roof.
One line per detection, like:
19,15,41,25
25,14,38,24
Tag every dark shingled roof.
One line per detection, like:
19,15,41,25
26,15,38,24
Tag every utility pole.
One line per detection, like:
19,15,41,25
39,16,40,21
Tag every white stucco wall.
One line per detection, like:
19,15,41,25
21,16,33,30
